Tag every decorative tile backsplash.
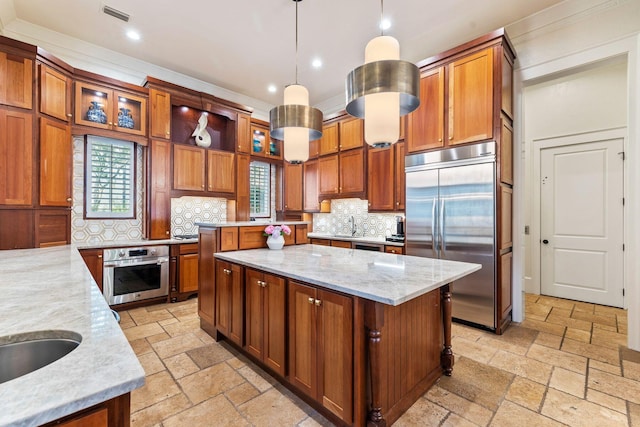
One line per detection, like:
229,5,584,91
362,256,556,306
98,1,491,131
171,197,227,236
312,198,403,238
71,136,145,243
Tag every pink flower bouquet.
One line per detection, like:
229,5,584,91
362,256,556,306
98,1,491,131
264,224,292,237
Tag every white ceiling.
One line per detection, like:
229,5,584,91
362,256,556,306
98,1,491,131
1,0,565,111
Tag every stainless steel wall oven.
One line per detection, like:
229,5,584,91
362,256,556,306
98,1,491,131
103,245,169,305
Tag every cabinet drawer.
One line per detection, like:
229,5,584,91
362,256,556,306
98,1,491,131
238,226,268,249
179,243,199,254
330,240,352,249
384,245,404,254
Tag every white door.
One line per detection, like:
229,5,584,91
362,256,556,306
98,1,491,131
540,138,624,307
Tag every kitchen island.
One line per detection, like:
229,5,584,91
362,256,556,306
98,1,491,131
0,246,145,427
198,233,480,426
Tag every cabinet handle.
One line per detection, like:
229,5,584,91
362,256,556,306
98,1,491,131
109,122,113,126
308,297,315,304
66,197,72,202
315,299,322,306
449,137,453,140
67,113,73,117
438,138,442,142
165,231,170,235
97,255,103,259
223,268,231,275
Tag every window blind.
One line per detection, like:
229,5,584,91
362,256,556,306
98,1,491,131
249,161,270,217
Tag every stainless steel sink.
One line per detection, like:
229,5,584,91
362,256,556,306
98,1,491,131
332,234,355,238
0,331,81,384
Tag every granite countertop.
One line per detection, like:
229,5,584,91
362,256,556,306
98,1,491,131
196,221,310,228
307,232,404,247
215,245,480,306
76,237,198,250
0,246,145,427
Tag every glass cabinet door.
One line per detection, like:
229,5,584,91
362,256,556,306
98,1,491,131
75,82,111,130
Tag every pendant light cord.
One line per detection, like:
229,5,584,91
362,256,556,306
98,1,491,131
295,0,299,85
380,0,384,36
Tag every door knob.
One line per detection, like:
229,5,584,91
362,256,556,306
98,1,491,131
542,239,549,244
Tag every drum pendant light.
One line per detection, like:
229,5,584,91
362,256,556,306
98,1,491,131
269,0,323,163
345,0,420,147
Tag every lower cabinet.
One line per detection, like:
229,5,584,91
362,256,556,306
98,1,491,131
169,243,199,302
289,281,353,423
245,268,286,377
215,259,243,346
79,248,104,291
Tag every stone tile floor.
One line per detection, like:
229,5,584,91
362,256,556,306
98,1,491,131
119,294,639,426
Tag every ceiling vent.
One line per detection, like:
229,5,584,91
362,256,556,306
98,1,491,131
102,5,130,22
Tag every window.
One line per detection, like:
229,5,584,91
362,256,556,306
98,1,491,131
249,161,270,217
85,136,135,219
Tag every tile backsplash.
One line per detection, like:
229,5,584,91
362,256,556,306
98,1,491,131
312,199,403,238
171,197,227,236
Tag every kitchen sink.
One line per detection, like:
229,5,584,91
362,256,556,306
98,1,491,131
332,234,355,238
0,331,81,384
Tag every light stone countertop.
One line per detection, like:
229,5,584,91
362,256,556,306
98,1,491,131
0,245,145,427
306,232,404,247
215,244,480,306
196,221,310,228
76,237,198,250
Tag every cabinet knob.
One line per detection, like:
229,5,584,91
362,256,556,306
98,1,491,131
449,137,453,140
166,231,170,235
66,197,72,202
67,113,73,117
314,299,322,306
109,122,113,126
97,255,103,259
166,132,170,135
438,138,442,142
308,297,314,304
223,268,231,275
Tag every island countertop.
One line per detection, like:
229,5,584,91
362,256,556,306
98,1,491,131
215,244,481,306
0,246,145,427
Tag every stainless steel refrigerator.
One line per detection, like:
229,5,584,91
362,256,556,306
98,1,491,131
405,142,496,330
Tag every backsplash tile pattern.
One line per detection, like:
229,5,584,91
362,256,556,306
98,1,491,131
312,198,403,238
71,136,145,243
171,197,227,236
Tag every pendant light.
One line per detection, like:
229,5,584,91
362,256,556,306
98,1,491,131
270,0,323,163
345,0,420,147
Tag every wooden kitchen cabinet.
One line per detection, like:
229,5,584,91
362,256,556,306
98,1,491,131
0,109,33,206
170,243,199,302
35,209,70,247
173,144,206,191
289,281,353,423
220,227,239,251
319,122,339,155
303,159,319,212
245,268,286,377
367,145,395,211
338,117,363,151
330,240,352,249
250,123,282,160
284,162,303,212
384,245,404,254
406,67,445,152
149,88,171,140
198,227,217,335
79,248,103,291
339,148,365,195
39,64,71,122
215,259,243,346
308,138,320,159
207,149,235,193
0,209,34,249
395,142,405,210
148,140,172,239
235,153,251,221
236,113,251,154
0,51,33,109
39,117,72,207
74,81,147,136
318,155,339,196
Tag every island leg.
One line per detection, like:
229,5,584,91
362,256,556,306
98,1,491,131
441,283,454,376
366,302,386,427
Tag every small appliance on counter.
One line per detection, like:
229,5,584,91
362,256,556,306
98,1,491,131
386,216,405,243
173,234,198,240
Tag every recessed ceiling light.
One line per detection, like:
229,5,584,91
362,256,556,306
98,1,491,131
268,85,277,93
380,18,391,31
126,30,141,41
311,58,323,69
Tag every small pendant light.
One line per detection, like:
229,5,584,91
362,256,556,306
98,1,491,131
345,0,420,147
270,0,323,163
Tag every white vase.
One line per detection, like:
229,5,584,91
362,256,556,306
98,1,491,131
266,234,284,250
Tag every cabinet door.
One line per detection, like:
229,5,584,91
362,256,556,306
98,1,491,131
236,113,251,154
318,155,339,196
149,140,171,239
0,109,33,205
149,88,171,139
39,118,72,207
288,281,318,398
284,162,303,211
220,227,239,251
74,82,112,130
35,209,70,247
395,141,405,210
0,52,32,109
317,289,353,422
79,248,103,291
229,262,244,345
250,124,269,157
319,122,339,155
39,64,70,121
339,117,363,151
173,145,205,191
207,150,235,193
114,91,147,136
263,273,286,377
406,67,444,153
308,138,320,159
500,119,513,185
198,228,216,326
339,148,364,195
0,209,33,249
57,407,108,427
216,259,242,345
448,48,494,145
179,253,199,293
303,160,319,212
235,153,251,221
245,268,264,360
367,145,394,211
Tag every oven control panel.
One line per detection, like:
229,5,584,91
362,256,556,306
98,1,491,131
103,245,169,262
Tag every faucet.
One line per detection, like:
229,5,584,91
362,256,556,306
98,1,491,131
349,215,357,237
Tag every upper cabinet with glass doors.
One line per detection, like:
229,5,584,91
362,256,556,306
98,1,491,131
74,80,147,136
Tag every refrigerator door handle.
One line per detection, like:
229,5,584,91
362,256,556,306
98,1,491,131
431,198,438,257
440,199,446,257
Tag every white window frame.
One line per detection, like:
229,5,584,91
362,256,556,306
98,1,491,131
249,161,271,218
85,135,136,219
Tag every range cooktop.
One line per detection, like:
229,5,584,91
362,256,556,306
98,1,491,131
385,235,405,243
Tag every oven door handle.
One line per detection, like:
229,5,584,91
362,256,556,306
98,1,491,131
104,257,169,268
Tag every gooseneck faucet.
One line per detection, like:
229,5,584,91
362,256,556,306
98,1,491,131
349,215,357,237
